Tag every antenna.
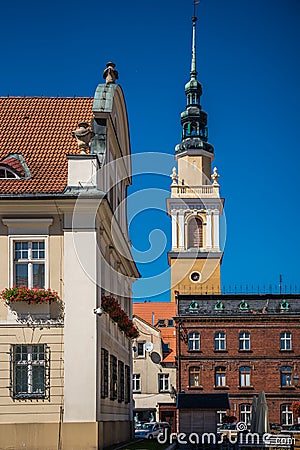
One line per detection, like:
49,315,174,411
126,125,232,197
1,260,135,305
193,0,200,19
279,274,283,294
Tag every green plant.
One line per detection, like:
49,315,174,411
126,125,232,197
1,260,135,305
1,286,59,305
102,296,139,339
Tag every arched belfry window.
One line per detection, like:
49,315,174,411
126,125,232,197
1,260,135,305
187,217,203,248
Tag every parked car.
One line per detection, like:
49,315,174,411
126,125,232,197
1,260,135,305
134,422,163,440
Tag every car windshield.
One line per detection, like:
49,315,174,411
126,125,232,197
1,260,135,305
141,423,154,430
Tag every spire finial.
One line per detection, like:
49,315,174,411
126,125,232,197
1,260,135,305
191,0,200,79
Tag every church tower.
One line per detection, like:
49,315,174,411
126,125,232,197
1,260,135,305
167,7,224,300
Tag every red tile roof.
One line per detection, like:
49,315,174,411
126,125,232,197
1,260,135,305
133,302,177,362
0,97,94,194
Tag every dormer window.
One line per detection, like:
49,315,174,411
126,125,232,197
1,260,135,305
0,167,19,179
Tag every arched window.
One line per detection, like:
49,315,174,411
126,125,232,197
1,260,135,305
187,217,203,248
190,122,197,136
239,366,251,387
215,366,226,387
281,366,292,387
189,366,201,387
0,166,19,179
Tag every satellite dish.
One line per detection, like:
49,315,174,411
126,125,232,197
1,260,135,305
150,351,161,364
145,342,154,353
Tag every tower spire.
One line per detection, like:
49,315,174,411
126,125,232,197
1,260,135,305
191,1,200,79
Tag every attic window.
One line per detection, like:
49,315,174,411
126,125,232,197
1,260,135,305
157,319,166,327
162,342,170,353
0,167,19,179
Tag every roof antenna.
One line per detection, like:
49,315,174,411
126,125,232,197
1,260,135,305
191,0,200,79
279,274,283,294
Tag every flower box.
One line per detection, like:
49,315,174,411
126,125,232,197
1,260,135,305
1,287,59,305
101,296,139,339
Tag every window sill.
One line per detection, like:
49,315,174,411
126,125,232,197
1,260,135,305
188,386,203,390
214,386,230,390
238,350,253,353
280,350,294,352
214,350,228,353
133,391,141,394
280,386,295,390
187,350,202,353
238,386,254,390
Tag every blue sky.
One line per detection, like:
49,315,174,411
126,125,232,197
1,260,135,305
1,0,300,300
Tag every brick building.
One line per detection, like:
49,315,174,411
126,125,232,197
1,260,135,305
175,294,300,427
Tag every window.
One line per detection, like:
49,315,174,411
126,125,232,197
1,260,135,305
162,342,170,353
132,374,141,392
187,218,203,248
11,344,48,399
125,365,130,403
239,331,250,351
118,360,124,402
110,355,117,400
157,319,166,327
215,366,226,387
240,404,251,425
13,240,45,288
158,373,169,392
214,332,226,351
281,366,292,387
136,342,145,358
101,348,109,398
280,332,292,351
189,366,201,388
168,319,174,327
188,332,200,351
217,410,227,426
240,366,251,387
281,404,294,426
0,167,19,179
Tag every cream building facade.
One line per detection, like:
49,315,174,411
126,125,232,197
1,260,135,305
0,63,139,450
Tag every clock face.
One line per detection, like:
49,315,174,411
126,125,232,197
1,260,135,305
190,271,201,283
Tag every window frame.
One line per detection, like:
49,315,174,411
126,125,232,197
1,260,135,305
0,166,20,179
240,403,251,425
188,332,200,351
158,373,170,392
239,331,251,351
132,373,141,393
136,341,145,358
280,332,292,351
189,366,201,388
215,366,226,388
239,366,251,387
118,360,124,402
280,366,293,387
110,355,118,400
10,344,50,400
10,236,49,289
101,348,109,398
214,331,226,351
281,404,294,426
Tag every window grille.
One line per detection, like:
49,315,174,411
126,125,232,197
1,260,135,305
10,344,50,399
101,348,109,398
125,365,130,403
118,360,124,402
110,355,117,400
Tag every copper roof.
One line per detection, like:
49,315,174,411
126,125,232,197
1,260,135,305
0,97,94,194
